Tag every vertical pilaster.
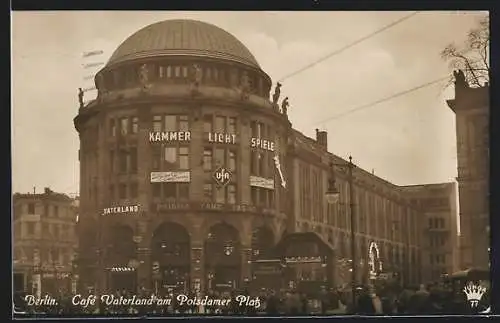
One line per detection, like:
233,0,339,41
191,241,204,293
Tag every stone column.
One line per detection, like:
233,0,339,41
136,245,152,293
136,220,152,293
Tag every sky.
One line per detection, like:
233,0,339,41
11,11,488,195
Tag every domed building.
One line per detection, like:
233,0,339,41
75,19,425,295
74,19,292,294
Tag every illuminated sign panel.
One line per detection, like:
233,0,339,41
102,205,140,215
149,131,191,142
208,132,236,144
250,176,274,190
151,171,191,183
250,138,275,151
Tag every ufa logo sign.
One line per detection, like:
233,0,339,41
213,167,232,187
463,282,487,308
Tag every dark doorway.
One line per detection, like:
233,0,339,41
205,223,241,292
151,222,191,294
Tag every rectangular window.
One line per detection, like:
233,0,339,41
54,206,59,217
203,184,213,201
130,147,137,174
118,184,127,199
227,184,237,204
251,187,258,205
216,186,225,203
215,148,225,166
130,182,138,198
228,117,237,134
119,150,128,173
164,183,176,199
164,147,177,170
152,146,161,171
110,119,116,137
28,203,35,215
153,115,162,132
164,115,177,131
175,66,181,77
258,152,266,177
109,150,115,173
268,190,274,207
152,183,161,198
27,222,35,235
215,116,225,132
131,117,139,134
228,151,236,172
120,118,129,135
203,115,213,133
182,66,188,78
179,147,189,170
203,149,213,171
166,66,172,78
250,151,257,175
179,115,189,132
178,183,190,200
44,204,49,217
250,121,258,138
259,188,267,206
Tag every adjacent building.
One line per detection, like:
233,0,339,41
13,188,79,296
74,19,427,293
290,129,423,286
446,72,490,270
400,182,459,282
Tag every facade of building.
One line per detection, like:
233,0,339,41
291,130,423,286
13,188,79,296
446,72,490,270
400,183,459,283
74,19,424,293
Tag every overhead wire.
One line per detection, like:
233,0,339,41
278,11,420,82
312,76,450,125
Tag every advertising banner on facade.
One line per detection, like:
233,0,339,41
150,171,191,183
250,176,275,190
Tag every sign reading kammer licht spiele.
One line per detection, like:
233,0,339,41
148,130,275,150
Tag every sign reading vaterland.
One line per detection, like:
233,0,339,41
151,171,191,183
213,167,232,187
102,205,140,215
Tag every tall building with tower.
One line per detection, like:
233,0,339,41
446,72,489,270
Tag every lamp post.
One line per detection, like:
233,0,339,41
325,156,356,309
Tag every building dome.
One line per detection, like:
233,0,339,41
107,19,260,69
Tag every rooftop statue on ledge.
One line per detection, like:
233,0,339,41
78,88,84,108
190,64,203,96
139,64,151,91
239,71,250,100
453,69,468,88
281,97,289,115
272,82,282,105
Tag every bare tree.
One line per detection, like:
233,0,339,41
441,15,489,88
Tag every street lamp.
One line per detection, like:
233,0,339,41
325,156,356,309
